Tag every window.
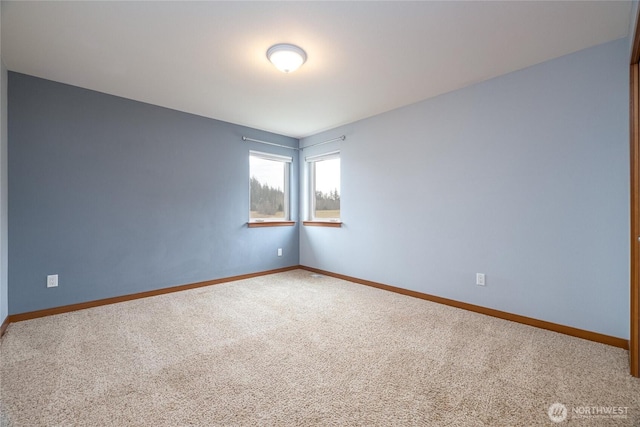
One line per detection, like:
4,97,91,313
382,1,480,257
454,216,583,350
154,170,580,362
307,151,340,222
249,151,292,224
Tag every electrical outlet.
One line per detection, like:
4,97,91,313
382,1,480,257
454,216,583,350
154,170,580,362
277,248,283,257
47,274,58,288
476,273,485,286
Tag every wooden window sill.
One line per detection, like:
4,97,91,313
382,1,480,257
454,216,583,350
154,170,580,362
303,221,342,228
247,221,296,228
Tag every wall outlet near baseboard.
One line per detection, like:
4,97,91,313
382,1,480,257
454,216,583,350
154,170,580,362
277,248,282,257
476,273,485,286
47,274,58,288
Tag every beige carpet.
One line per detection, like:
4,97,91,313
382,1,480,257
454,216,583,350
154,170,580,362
1,270,639,426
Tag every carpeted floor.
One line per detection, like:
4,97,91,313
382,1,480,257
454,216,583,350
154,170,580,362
1,269,639,426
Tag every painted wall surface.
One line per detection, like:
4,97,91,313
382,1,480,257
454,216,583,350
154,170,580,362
300,39,630,339
631,0,639,58
0,2,8,324
9,73,299,314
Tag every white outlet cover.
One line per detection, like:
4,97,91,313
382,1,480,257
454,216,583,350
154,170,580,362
47,274,58,288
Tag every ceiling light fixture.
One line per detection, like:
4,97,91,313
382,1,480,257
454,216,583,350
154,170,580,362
267,44,307,73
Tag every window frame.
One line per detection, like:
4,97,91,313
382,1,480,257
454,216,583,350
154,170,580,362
248,150,293,226
305,151,341,225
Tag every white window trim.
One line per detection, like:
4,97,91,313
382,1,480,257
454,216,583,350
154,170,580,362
249,150,292,223
306,151,340,222
250,150,293,163
305,151,340,163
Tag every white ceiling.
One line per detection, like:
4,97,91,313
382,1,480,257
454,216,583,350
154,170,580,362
1,1,632,138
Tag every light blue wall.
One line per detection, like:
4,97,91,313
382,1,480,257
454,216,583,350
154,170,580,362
631,1,639,58
0,8,7,324
300,39,630,339
8,73,299,314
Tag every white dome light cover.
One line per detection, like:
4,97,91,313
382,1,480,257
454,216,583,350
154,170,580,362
267,44,307,73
